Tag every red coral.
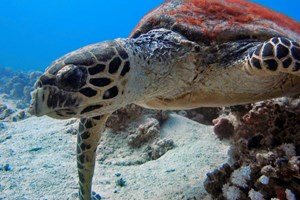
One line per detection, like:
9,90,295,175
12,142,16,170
275,186,286,200
213,117,234,139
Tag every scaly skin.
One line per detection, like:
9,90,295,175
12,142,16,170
27,0,300,199
77,115,110,200
244,37,300,76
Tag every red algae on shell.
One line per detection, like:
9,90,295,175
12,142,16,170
131,0,300,41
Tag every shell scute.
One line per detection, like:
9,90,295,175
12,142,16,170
130,0,300,43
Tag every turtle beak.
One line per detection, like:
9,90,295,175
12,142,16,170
28,85,83,119
28,88,45,117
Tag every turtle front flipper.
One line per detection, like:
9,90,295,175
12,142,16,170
244,37,300,76
77,114,111,200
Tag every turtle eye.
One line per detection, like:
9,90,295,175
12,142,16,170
56,64,87,91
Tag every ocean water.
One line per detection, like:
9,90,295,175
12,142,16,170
0,1,300,199
0,0,299,71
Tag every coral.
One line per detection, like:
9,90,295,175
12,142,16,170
96,106,176,166
146,138,175,160
182,107,221,125
106,104,144,130
128,118,160,148
204,163,233,199
0,103,15,120
0,102,29,122
0,68,42,108
248,189,264,200
230,165,251,188
213,117,235,139
97,105,174,165
222,183,246,200
280,143,296,157
11,110,27,121
286,189,296,200
205,98,300,199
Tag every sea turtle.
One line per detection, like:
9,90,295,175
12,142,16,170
28,0,300,199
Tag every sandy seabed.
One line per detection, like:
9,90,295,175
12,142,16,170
0,113,229,200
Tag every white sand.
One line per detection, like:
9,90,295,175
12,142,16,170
0,114,229,200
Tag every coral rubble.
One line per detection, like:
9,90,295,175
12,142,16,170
128,117,160,148
97,104,175,165
0,68,42,122
106,104,144,130
0,98,29,122
0,68,42,108
183,107,221,125
205,98,300,200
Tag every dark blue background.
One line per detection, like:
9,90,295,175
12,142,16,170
0,0,299,71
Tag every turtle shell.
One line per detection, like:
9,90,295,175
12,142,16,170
130,0,300,44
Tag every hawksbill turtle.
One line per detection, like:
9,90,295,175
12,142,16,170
28,0,300,199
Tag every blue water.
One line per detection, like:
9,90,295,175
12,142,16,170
0,0,299,71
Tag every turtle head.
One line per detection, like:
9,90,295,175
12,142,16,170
28,40,131,119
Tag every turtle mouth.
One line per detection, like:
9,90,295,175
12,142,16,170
28,86,82,119
28,88,43,117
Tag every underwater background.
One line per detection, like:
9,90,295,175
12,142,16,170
0,1,300,199
0,0,299,71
